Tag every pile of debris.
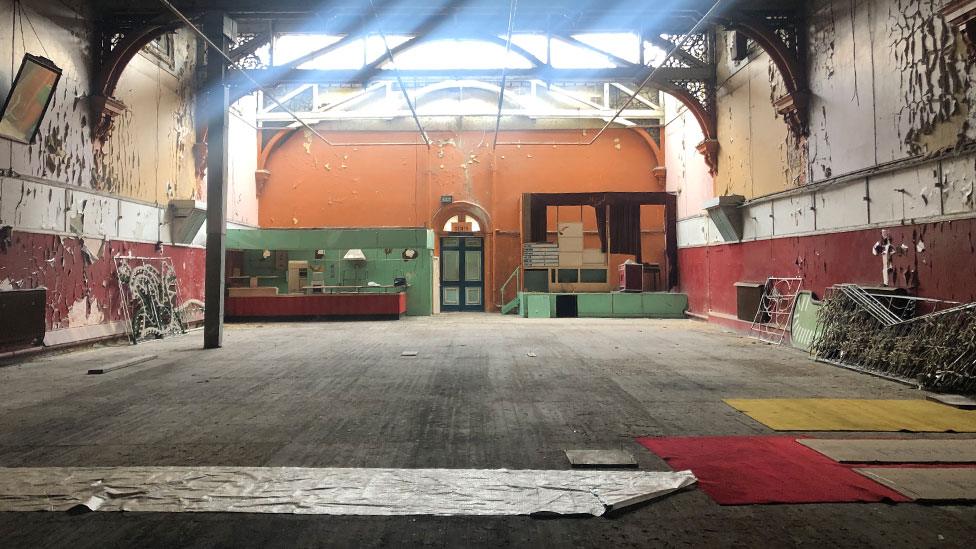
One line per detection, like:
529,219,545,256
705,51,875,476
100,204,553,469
812,284,976,394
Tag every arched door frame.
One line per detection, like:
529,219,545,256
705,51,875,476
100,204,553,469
432,201,493,311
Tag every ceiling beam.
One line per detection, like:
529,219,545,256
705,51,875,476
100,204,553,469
228,31,272,63
92,0,727,35
234,66,712,86
550,35,637,69
255,109,663,122
644,35,707,68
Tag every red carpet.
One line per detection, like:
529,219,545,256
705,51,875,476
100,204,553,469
636,436,910,505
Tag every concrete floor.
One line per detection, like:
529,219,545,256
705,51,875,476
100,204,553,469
0,315,973,547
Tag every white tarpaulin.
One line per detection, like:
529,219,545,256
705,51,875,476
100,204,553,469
0,467,696,517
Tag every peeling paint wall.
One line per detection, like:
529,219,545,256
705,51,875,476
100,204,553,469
227,96,259,226
680,217,976,319
675,0,975,207
667,0,976,319
663,95,715,220
712,31,804,200
0,231,204,344
95,28,199,203
808,0,974,180
0,0,211,347
813,0,975,177
1,0,203,203
3,0,95,187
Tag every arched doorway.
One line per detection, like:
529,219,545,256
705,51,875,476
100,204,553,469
433,203,490,312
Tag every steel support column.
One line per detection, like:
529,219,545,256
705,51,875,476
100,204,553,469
203,13,231,349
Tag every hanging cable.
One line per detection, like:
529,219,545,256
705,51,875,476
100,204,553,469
156,0,724,149
157,0,430,147
491,0,518,150
19,1,52,59
156,0,338,146
585,0,728,145
369,0,431,147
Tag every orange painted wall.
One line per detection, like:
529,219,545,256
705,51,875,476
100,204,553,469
259,128,665,308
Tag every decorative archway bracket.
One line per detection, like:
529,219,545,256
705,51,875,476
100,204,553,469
773,89,810,142
696,139,720,177
721,13,810,140
660,10,812,175
647,29,720,175
90,94,127,144
91,19,179,143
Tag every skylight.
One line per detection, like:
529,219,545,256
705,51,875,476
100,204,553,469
571,33,641,64
381,39,534,70
262,33,671,72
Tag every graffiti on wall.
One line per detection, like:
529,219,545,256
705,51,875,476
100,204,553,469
115,256,188,343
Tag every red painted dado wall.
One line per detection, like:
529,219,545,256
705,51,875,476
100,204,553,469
0,231,205,339
259,128,668,308
679,218,976,318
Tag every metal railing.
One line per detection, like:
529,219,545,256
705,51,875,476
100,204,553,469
499,265,521,310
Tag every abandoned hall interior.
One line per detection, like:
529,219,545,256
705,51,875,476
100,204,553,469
1,0,976,546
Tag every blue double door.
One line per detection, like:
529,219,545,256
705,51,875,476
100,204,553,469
440,236,484,312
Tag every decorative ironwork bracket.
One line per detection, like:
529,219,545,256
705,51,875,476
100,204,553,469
91,20,178,143
652,30,719,175
722,13,810,140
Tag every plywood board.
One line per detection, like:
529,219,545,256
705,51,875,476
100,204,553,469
928,394,976,410
565,450,637,468
798,438,976,463
855,468,976,502
724,399,976,432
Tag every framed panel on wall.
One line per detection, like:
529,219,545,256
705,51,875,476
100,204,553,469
0,54,62,145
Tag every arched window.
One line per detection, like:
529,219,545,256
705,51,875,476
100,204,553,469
442,215,481,233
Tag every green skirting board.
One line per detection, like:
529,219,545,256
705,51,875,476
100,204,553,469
518,292,687,319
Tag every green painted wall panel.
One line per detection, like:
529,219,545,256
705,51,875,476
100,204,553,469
612,293,644,316
227,228,434,251
577,294,612,317
519,292,687,319
231,228,433,316
526,295,553,318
